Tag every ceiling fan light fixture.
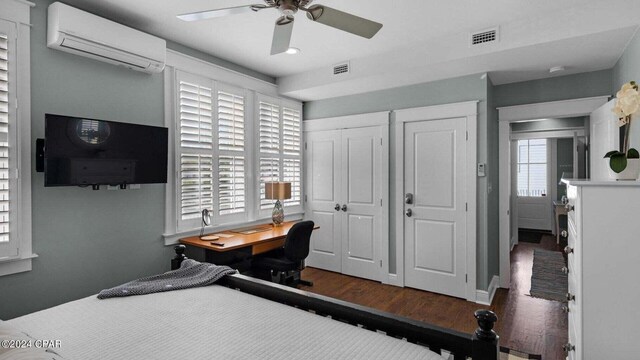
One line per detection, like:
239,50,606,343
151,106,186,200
286,47,300,55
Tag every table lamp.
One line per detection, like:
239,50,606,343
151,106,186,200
265,182,291,226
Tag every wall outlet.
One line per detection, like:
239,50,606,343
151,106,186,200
107,185,120,191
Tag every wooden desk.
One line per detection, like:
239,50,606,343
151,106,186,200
553,201,568,244
180,221,319,261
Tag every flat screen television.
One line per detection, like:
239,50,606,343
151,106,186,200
44,114,168,187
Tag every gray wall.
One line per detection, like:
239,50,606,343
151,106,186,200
486,80,499,286
556,138,574,200
493,70,612,108
0,0,271,320
304,74,493,290
612,30,640,150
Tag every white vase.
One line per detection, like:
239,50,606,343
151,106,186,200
606,158,640,180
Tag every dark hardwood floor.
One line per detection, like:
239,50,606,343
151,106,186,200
300,234,567,359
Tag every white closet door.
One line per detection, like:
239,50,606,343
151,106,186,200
403,117,467,299
340,127,382,281
304,130,342,272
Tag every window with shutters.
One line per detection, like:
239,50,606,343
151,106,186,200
517,139,548,197
175,71,248,230
257,95,303,216
0,32,11,249
0,7,34,277
165,63,303,240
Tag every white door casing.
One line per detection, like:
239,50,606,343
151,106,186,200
498,96,609,289
341,127,383,280
304,130,342,272
403,117,468,299
394,101,477,302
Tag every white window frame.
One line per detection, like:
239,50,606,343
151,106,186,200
516,139,549,197
163,50,303,244
256,94,304,219
0,0,35,277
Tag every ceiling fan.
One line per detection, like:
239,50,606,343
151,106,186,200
177,0,383,55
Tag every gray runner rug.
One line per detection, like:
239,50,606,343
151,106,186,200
529,248,568,302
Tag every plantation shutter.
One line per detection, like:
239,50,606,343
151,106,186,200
282,107,301,155
217,89,246,216
0,27,17,259
260,158,280,209
259,101,280,208
257,96,303,214
283,158,301,206
282,106,301,206
0,33,9,243
259,101,280,154
178,76,214,221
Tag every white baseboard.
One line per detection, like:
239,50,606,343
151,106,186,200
475,275,500,305
510,235,517,251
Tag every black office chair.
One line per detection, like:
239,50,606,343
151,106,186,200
252,221,314,287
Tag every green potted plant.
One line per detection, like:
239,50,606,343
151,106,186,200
605,81,640,180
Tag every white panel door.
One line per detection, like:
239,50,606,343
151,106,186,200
341,127,382,281
404,118,467,299
590,99,617,181
304,130,342,272
516,139,552,231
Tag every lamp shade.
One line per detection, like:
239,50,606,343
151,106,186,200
265,182,291,200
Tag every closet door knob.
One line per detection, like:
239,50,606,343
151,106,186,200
565,204,574,212
561,230,568,238
564,246,574,255
341,204,348,212
405,209,413,217
561,266,569,275
563,343,575,353
561,305,570,313
335,204,341,211
566,292,575,302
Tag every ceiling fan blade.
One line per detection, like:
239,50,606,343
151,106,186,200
270,17,294,55
305,5,382,39
177,5,255,22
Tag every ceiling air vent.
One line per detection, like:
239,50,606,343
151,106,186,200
333,62,350,76
471,28,499,46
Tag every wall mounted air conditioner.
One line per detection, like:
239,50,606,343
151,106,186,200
47,2,166,74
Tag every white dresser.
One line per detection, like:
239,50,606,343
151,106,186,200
562,180,640,360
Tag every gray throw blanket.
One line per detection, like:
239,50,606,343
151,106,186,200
97,259,237,299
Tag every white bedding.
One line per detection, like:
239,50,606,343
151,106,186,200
7,285,446,360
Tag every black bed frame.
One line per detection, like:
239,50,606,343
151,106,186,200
172,245,499,360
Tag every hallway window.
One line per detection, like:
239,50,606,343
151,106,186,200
517,139,547,197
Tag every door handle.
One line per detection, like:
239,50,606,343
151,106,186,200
405,193,413,204
405,209,412,217
341,204,348,212
335,203,341,211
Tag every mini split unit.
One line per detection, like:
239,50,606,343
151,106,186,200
47,2,166,74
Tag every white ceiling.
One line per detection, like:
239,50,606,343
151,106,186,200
61,0,640,100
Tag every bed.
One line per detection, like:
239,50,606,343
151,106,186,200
1,246,499,360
